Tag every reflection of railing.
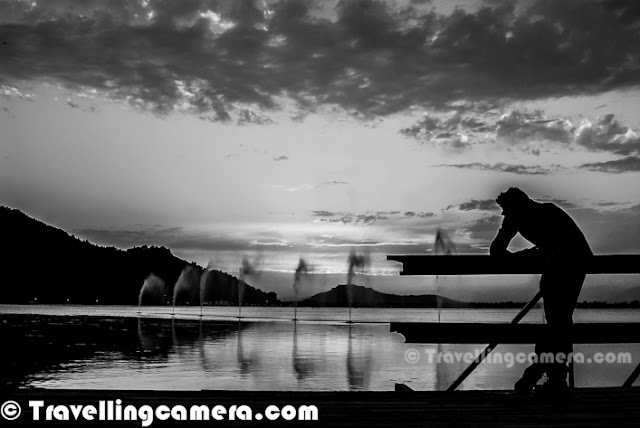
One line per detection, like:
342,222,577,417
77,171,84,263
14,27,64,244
387,254,640,391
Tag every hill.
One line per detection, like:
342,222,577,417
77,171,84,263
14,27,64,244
0,206,277,305
299,284,469,308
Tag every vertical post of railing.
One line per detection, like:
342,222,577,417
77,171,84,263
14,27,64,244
623,362,640,388
568,344,575,389
446,291,543,392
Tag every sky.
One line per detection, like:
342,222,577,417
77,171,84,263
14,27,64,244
1,0,639,301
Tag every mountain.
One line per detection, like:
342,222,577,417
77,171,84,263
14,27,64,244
0,206,277,305
299,284,469,308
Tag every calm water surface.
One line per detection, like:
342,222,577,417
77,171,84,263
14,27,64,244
2,305,638,391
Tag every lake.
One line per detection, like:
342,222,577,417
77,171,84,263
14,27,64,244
1,305,638,391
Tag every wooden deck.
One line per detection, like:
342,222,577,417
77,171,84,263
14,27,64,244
2,388,639,427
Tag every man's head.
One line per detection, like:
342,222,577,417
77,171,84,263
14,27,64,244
496,187,531,215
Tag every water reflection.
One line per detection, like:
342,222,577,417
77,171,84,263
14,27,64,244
292,321,316,382
346,324,372,390
2,312,638,391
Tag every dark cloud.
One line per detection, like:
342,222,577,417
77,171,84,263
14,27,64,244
575,114,640,156
496,111,572,146
403,109,639,160
315,180,349,188
312,210,406,224
65,99,80,109
237,108,275,125
538,198,577,209
311,210,336,217
437,162,557,175
273,154,288,161
579,155,640,173
417,212,435,218
2,0,639,120
595,201,626,207
462,214,502,243
449,199,499,212
399,211,434,219
399,112,480,150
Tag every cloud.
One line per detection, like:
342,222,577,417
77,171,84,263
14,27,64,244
437,162,558,175
311,210,423,225
496,111,573,147
313,212,390,225
417,212,435,218
461,214,502,244
237,108,275,126
580,156,640,173
400,112,481,151
403,109,640,163
273,155,288,161
448,199,499,212
537,197,577,210
311,210,337,217
575,114,640,156
2,0,640,121
1,84,34,101
317,180,349,187
65,99,80,109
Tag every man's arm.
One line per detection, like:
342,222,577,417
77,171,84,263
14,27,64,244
490,215,517,256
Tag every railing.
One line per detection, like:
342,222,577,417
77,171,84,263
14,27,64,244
387,254,640,391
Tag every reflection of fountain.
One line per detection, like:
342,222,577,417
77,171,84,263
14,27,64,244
433,228,456,387
197,318,215,373
292,321,317,382
236,319,252,375
346,324,372,391
138,317,160,351
346,250,368,323
136,317,173,359
292,259,309,321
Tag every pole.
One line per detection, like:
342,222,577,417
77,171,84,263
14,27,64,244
623,362,640,387
446,291,543,392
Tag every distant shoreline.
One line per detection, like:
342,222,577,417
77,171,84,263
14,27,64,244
9,301,640,309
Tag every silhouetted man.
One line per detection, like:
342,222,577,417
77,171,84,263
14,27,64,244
490,187,593,395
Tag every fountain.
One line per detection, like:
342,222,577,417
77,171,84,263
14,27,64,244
138,274,165,310
238,256,257,319
434,228,456,322
346,250,368,323
172,265,202,316
292,258,309,321
199,260,216,318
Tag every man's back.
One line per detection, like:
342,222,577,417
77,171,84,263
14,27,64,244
491,201,593,257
